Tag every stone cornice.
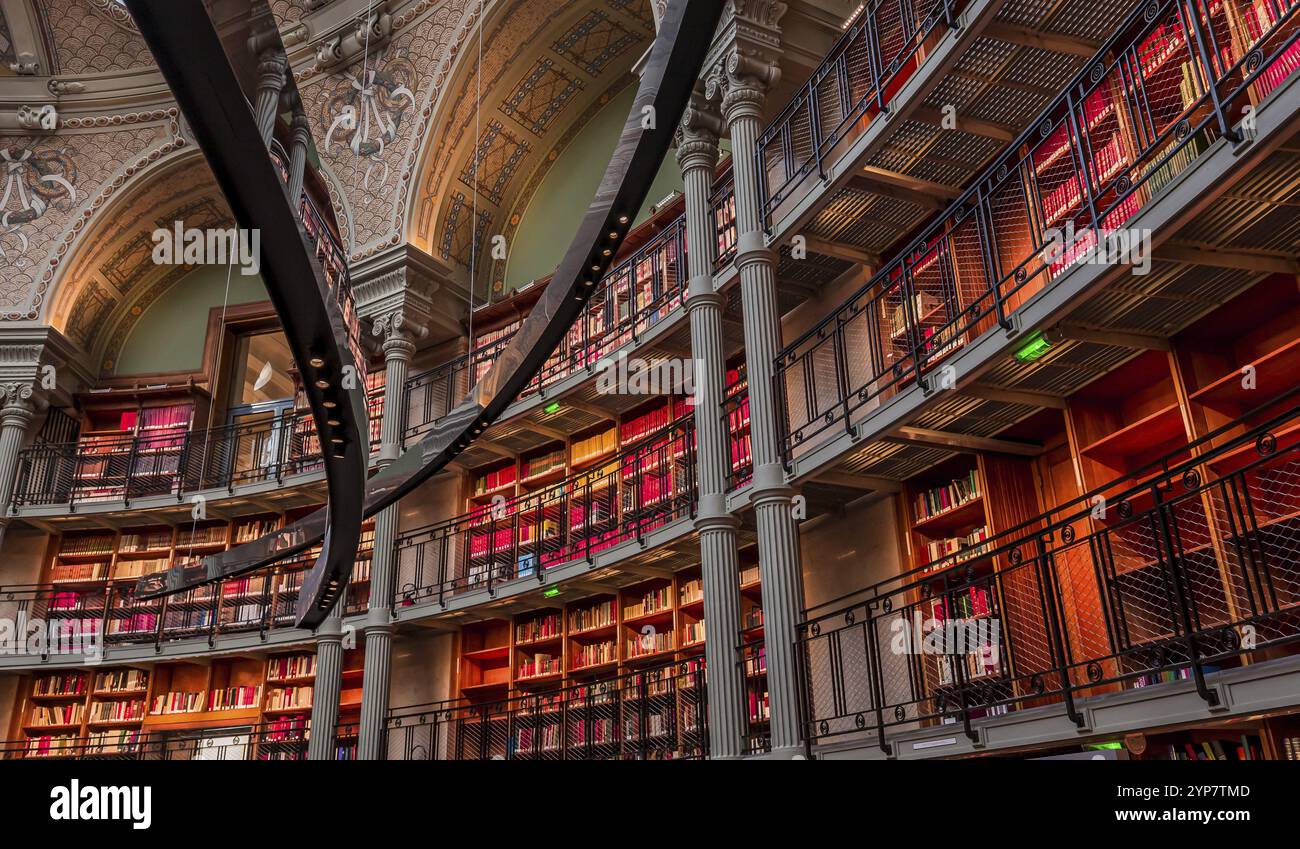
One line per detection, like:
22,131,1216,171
0,324,94,410
351,242,467,345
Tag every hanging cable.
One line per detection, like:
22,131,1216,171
467,0,484,355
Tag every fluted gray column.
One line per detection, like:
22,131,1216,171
718,60,806,756
676,100,747,759
308,608,344,760
254,52,288,149
286,114,312,206
357,310,422,759
0,384,36,551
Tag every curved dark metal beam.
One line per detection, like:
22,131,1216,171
132,0,727,628
125,0,368,625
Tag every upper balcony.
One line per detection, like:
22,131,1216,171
768,0,1300,486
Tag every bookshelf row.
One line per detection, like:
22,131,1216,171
457,557,765,703
9,648,363,759
890,271,1300,723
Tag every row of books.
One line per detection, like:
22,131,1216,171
266,686,313,711
888,292,943,339
572,427,617,465
208,685,261,711
49,562,109,583
1163,737,1262,761
88,700,145,723
22,735,79,757
57,533,116,556
678,578,703,606
234,518,279,543
627,632,674,658
96,668,148,693
151,690,205,715
87,730,142,753
522,448,566,481
682,621,705,646
30,704,84,727
570,599,616,632
517,654,562,679
620,399,680,446
177,525,226,547
924,527,990,567
34,672,87,697
268,654,316,680
472,463,518,496
112,558,168,580
930,585,992,621
624,586,672,619
935,644,1000,685
743,606,764,631
571,641,617,669
914,469,980,521
119,529,173,552
516,613,562,643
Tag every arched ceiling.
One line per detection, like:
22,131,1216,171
46,152,239,374
408,0,656,299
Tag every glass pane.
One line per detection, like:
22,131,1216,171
235,331,294,405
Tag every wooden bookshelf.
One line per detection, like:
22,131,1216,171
9,647,363,758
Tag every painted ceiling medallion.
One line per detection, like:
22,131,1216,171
323,48,418,195
0,144,78,264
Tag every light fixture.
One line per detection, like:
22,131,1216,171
315,379,330,390
327,419,341,427
542,586,560,599
591,263,602,272
618,215,629,225
601,248,612,257
1015,332,1053,363
331,436,345,444
322,400,337,409
608,230,619,240
309,357,325,368
543,401,561,415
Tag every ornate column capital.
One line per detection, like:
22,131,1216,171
256,52,289,94
290,114,313,148
703,0,787,125
674,91,725,174
0,383,36,421
371,309,426,362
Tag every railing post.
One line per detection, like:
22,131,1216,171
1151,482,1220,706
863,602,892,755
1032,536,1085,727
1182,0,1240,143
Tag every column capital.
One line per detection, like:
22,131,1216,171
289,113,313,148
256,52,289,92
372,309,426,361
675,91,725,174
0,383,36,423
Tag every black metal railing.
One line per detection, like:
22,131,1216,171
0,542,372,657
757,0,963,225
774,0,1299,463
403,216,693,439
3,720,356,761
797,394,1300,752
393,414,697,607
384,656,707,760
9,391,383,510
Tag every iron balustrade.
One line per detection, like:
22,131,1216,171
383,656,707,760
2,722,355,761
774,0,1300,464
797,394,1300,752
393,415,697,608
403,216,694,440
757,0,964,226
9,391,383,510
0,540,373,657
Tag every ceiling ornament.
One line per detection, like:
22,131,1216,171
322,47,417,197
0,145,78,266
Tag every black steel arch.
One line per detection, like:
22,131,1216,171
129,0,726,628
